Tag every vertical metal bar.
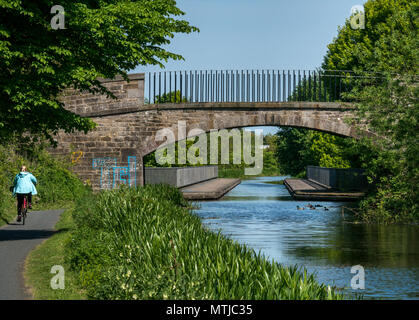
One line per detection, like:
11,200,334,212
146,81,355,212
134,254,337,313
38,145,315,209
252,70,255,102
199,70,205,102
262,70,265,102
168,72,171,102
236,71,239,102
185,72,188,102
288,70,291,101
164,72,167,101
308,71,312,101
180,72,183,103
282,70,287,102
323,73,327,102
313,72,317,102
174,71,177,102
334,73,337,101
230,71,233,102
245,70,248,102
257,70,260,102
148,73,151,104
329,75,333,102
195,70,198,102
298,70,301,101
215,70,218,102
189,71,192,102
272,70,275,102
278,71,281,102
318,72,321,101
211,71,213,102
221,71,223,102
268,70,271,102
241,70,244,102
206,71,208,102
226,71,229,102
292,70,295,101
153,72,156,104
231,71,234,102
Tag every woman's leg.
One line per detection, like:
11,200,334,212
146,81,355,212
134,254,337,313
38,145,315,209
17,194,23,217
28,193,32,208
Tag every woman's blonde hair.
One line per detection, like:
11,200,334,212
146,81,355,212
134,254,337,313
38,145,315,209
20,165,27,172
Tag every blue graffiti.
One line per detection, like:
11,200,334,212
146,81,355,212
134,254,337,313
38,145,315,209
92,156,136,189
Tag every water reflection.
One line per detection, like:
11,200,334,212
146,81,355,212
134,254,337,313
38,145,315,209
195,176,419,299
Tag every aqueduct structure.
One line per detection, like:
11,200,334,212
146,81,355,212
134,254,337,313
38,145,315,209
50,72,371,191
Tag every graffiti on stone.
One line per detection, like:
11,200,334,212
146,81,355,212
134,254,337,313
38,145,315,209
92,156,136,190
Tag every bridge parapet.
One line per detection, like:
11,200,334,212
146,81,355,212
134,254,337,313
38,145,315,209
61,73,145,116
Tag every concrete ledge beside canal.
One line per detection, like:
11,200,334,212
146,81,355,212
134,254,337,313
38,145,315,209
144,166,240,200
144,166,218,188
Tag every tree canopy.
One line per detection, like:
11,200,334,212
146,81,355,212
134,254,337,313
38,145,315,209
323,0,418,222
0,0,198,144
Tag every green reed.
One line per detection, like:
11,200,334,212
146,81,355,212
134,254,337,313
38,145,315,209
66,184,345,300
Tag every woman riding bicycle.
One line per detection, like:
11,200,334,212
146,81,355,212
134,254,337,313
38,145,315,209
12,165,37,222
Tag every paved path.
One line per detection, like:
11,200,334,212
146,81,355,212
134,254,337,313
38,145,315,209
0,209,64,300
181,178,241,200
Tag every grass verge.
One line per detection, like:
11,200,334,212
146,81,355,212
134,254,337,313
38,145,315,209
24,206,87,300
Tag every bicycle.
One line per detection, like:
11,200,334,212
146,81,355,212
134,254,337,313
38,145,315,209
18,194,29,225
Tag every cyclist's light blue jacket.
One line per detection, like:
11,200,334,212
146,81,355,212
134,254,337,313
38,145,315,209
13,172,37,196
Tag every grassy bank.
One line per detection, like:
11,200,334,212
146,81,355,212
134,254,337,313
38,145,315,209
24,206,87,299
0,143,90,227
57,184,344,300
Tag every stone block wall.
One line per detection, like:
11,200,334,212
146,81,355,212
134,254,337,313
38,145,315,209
59,73,145,116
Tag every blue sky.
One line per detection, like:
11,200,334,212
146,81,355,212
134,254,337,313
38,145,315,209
133,0,367,134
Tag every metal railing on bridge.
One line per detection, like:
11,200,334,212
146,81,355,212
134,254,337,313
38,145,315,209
146,69,380,105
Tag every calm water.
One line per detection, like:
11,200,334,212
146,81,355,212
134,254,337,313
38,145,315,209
194,176,419,300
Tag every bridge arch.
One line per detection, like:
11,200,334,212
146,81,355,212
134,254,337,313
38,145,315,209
139,101,361,158
51,73,373,191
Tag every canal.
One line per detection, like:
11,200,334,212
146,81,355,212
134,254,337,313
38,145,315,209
195,176,419,300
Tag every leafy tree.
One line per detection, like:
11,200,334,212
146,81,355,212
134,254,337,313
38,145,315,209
323,0,418,222
0,0,198,145
154,90,188,103
275,128,356,177
322,0,413,72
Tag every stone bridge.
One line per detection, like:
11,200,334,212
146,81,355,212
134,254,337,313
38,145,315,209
49,73,369,191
